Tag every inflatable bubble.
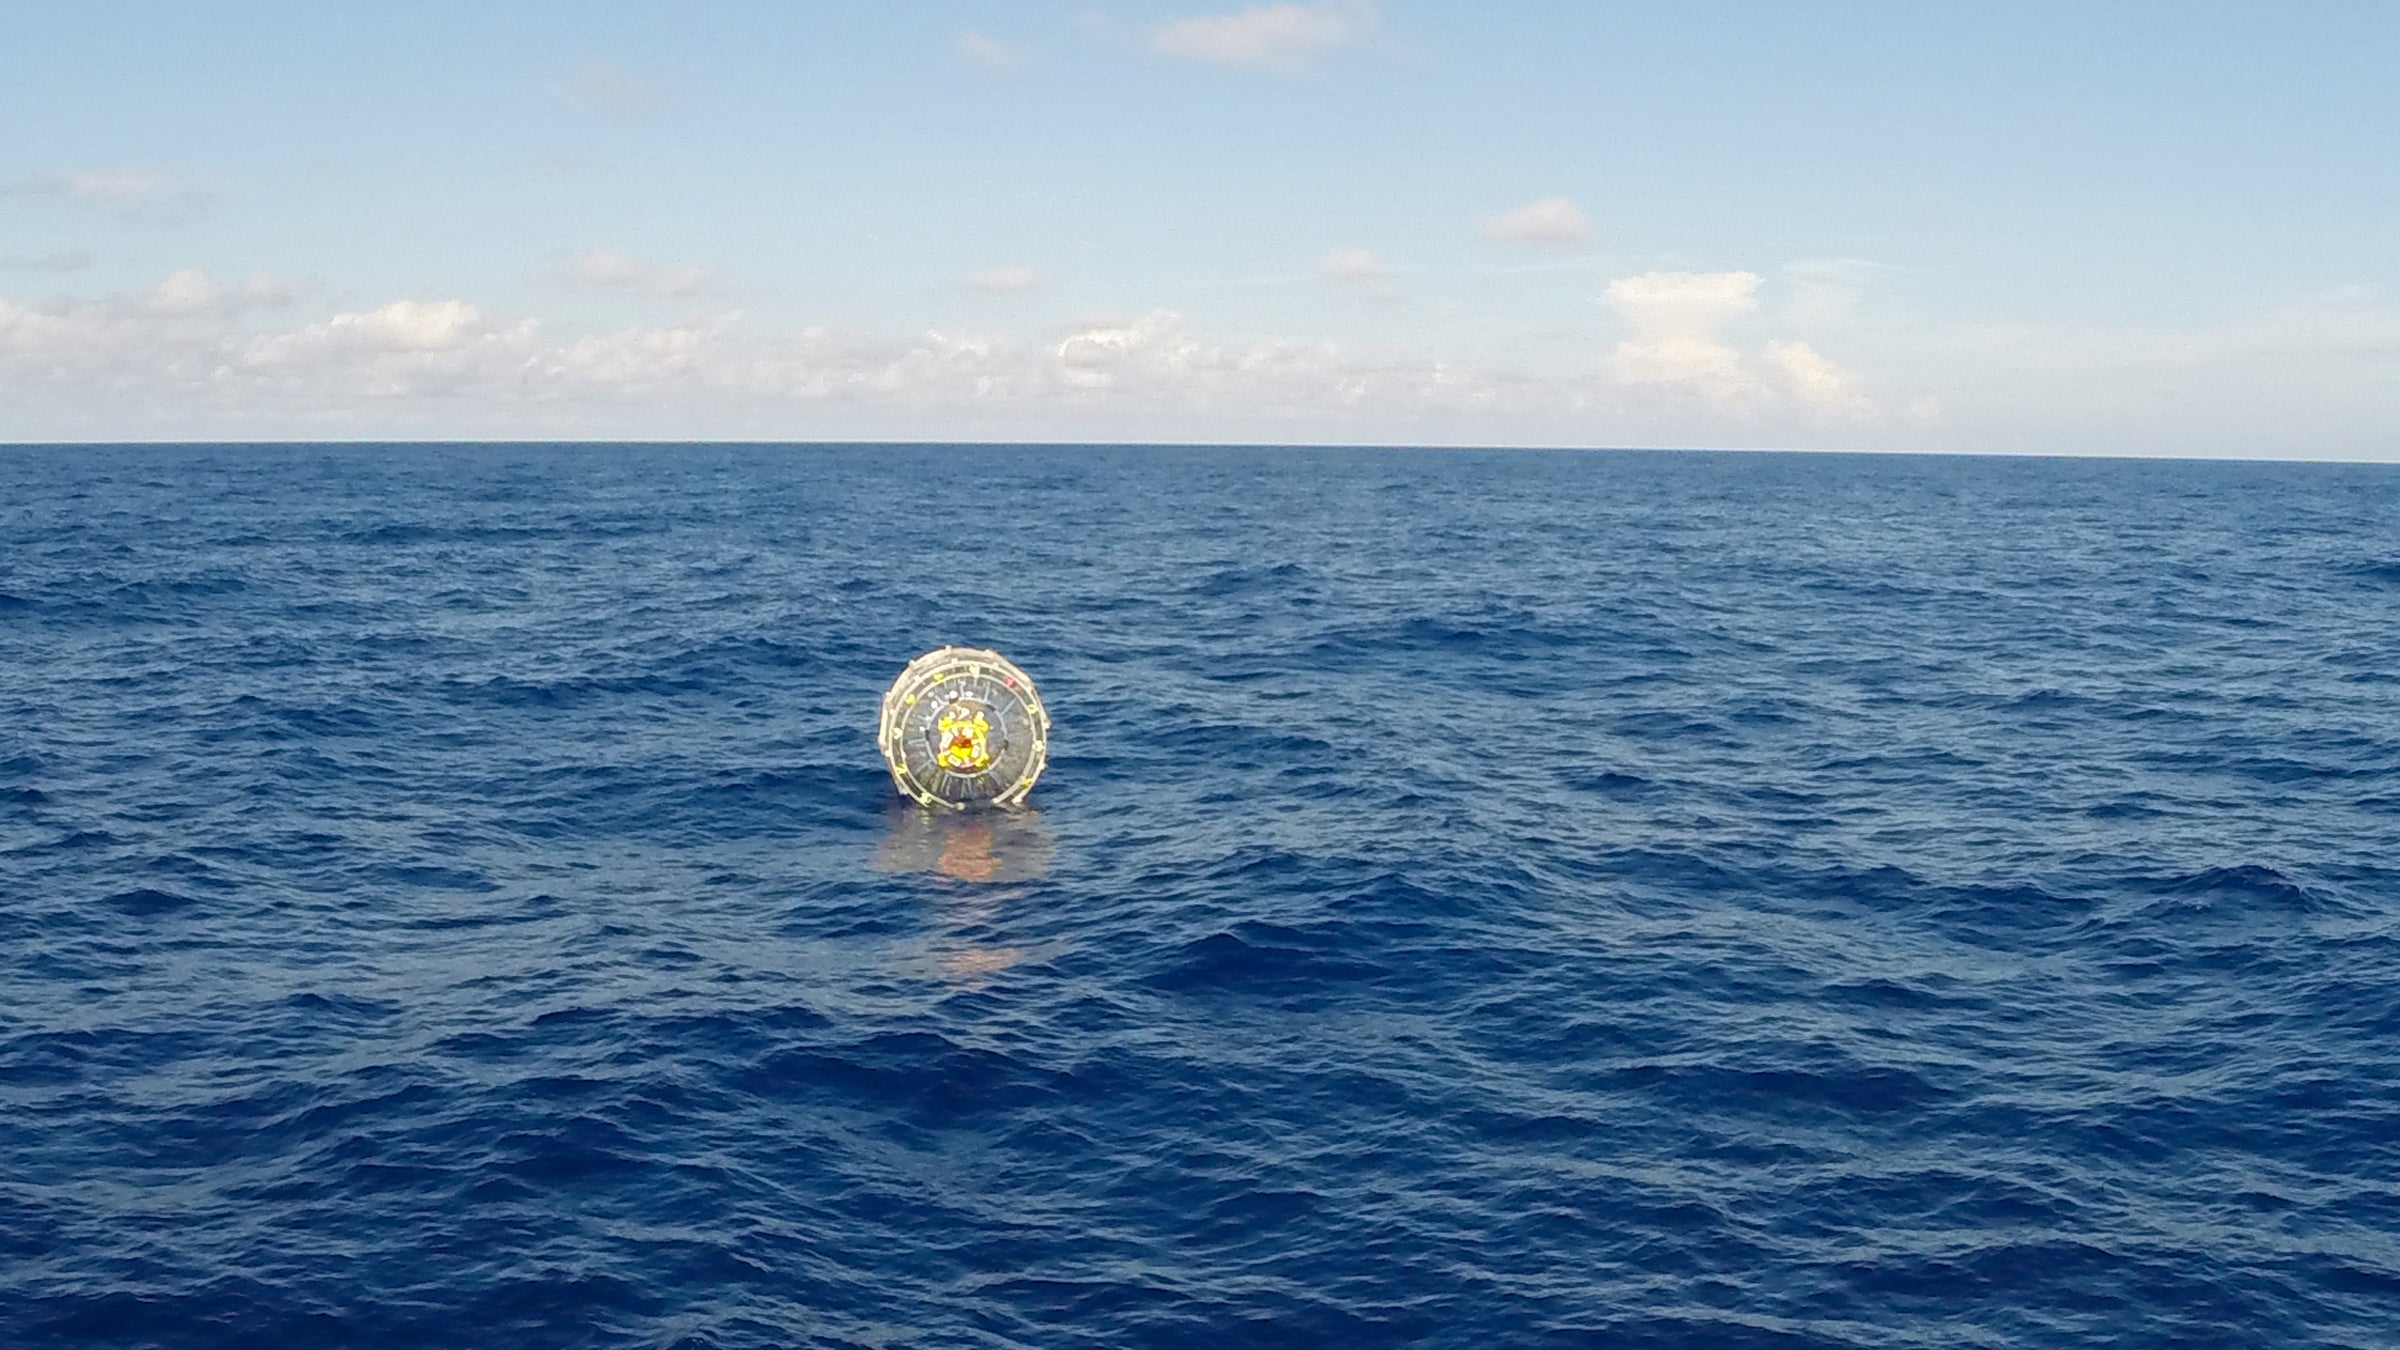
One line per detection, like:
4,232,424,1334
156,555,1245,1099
878,647,1050,808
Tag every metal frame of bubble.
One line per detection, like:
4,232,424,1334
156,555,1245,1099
877,646,1050,809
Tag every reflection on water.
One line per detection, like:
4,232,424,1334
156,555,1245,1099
875,805,1053,884
876,805,1053,983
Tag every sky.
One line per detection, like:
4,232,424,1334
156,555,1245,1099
2,1,2396,456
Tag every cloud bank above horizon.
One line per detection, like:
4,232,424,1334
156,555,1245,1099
0,262,1911,442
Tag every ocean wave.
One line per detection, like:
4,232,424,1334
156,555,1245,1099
4,444,2397,1347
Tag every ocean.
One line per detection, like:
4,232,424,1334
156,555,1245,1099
2,442,2395,1348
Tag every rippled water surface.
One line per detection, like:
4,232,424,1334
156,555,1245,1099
3,443,2397,1348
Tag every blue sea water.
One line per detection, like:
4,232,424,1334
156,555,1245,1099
2,442,2396,1349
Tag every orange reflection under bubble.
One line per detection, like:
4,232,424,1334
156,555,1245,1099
875,804,1051,885
935,818,999,882
876,804,1054,986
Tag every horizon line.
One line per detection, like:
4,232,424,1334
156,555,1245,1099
0,439,2392,467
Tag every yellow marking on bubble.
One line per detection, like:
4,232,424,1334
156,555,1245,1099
936,706,994,773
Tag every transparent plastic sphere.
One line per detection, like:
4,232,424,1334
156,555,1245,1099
877,647,1050,808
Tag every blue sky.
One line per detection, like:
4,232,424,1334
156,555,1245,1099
3,1,2395,455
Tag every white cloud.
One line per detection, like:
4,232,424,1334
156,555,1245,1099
0,251,95,273
61,168,176,204
1602,269,1878,422
1034,310,1524,422
0,271,310,394
0,297,136,366
236,273,304,308
1606,269,1760,337
564,249,719,298
138,268,302,317
1608,335,1754,400
1150,1,1376,73
531,319,729,391
1764,339,1873,418
3,168,210,218
1481,197,1591,249
225,301,556,401
958,32,1029,71
151,269,219,314
547,64,666,116
1055,312,1196,387
246,300,489,361
344,300,486,353
965,266,1041,293
1320,247,1386,283
1601,269,1759,403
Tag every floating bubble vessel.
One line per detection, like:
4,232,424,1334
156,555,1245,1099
877,647,1050,808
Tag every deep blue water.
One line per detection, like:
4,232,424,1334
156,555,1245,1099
3,442,2397,1349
